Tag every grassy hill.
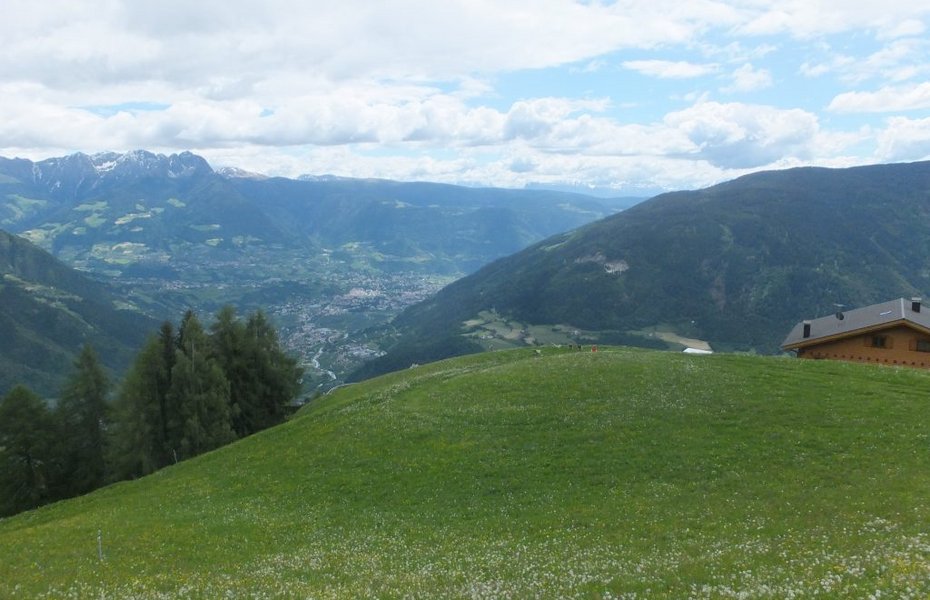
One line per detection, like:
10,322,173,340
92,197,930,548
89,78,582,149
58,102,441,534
2,347,930,597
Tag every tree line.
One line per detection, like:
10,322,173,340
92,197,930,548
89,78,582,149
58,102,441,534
0,307,302,518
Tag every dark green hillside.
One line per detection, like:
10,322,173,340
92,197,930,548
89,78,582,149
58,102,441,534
0,230,155,396
2,348,930,597
359,160,930,377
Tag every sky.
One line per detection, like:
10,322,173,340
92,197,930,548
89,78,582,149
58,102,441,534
3,1,930,195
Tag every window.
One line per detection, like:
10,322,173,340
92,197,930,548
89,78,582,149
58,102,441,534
871,335,888,348
916,339,930,353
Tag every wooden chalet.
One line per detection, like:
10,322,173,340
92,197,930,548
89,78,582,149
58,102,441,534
782,297,930,368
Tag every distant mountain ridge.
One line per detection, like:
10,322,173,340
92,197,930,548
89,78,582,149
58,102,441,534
0,150,212,200
0,149,633,276
353,160,930,379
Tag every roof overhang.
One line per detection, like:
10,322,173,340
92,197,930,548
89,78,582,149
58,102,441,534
782,318,930,351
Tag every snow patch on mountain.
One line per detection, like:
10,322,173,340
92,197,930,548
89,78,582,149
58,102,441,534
217,166,268,180
91,152,122,173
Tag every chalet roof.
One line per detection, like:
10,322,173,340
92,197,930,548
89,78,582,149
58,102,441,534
782,297,930,350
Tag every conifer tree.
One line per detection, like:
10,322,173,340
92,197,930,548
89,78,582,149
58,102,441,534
157,320,176,449
209,305,250,436
56,345,110,496
243,309,302,432
109,335,171,479
208,306,302,436
0,386,58,516
167,311,234,459
108,308,301,483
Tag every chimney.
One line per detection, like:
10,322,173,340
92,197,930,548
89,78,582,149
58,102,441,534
912,297,922,313
802,320,811,338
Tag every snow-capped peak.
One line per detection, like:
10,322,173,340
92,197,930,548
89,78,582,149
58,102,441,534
91,152,122,173
217,166,268,180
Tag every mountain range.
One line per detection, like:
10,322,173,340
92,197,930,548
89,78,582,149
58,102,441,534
0,150,635,391
0,150,633,278
353,160,930,379
14,150,930,392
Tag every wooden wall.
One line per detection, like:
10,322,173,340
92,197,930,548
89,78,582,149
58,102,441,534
797,325,930,368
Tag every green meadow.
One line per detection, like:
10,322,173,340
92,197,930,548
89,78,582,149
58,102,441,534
3,347,930,598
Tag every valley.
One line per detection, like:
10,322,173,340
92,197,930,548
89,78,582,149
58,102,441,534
8,153,930,395
0,150,634,393
62,240,456,390
5,5,928,597
266,269,453,385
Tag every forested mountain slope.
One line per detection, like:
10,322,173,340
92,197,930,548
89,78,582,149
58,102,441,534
0,230,155,395
355,161,930,379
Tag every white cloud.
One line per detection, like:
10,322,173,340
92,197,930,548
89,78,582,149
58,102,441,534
622,60,720,79
664,102,820,168
502,98,608,142
828,82,930,113
876,116,930,161
800,55,855,79
800,38,930,85
0,1,734,91
736,1,930,38
699,41,778,64
722,63,773,93
877,18,927,40
4,1,930,192
851,39,930,83
573,59,609,74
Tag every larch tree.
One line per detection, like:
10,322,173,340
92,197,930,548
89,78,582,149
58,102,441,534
243,309,303,433
0,385,58,516
167,311,234,459
157,321,176,452
209,305,250,437
56,345,110,496
109,334,172,479
209,306,302,436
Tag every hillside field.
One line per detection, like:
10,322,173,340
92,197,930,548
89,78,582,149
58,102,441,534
2,347,930,597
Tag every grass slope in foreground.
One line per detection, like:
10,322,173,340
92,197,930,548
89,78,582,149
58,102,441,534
3,347,930,598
